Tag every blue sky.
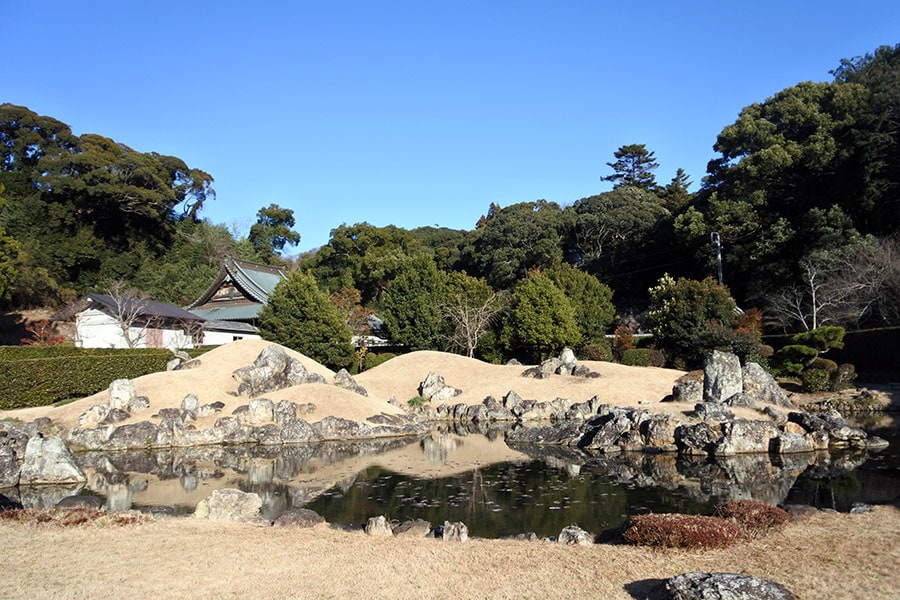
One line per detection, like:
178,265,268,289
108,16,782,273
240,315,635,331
5,1,898,251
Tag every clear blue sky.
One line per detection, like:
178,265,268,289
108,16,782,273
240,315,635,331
5,1,898,251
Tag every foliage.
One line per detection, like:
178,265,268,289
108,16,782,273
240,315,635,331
646,274,737,369
620,348,664,367
364,352,396,370
613,325,634,361
658,168,693,213
0,348,177,409
623,513,741,550
463,200,566,290
312,222,422,304
697,323,770,366
792,324,846,354
407,396,426,407
20,319,65,346
601,143,659,191
380,254,449,351
247,203,301,264
0,183,18,301
801,368,832,392
545,262,615,346
257,270,354,370
500,272,581,363
580,339,613,362
715,500,790,539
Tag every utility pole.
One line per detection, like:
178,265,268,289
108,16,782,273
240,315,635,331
711,232,723,285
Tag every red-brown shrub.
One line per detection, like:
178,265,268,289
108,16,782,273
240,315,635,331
623,513,741,550
0,509,146,527
716,500,790,539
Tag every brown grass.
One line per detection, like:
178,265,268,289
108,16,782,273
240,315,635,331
623,513,741,550
1,506,897,599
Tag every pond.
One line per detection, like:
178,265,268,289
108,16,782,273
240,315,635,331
4,421,897,539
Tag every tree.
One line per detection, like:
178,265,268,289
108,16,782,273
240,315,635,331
313,222,422,304
545,263,615,347
646,274,737,369
257,271,354,370
658,168,693,213
602,144,659,190
501,272,581,363
105,280,162,349
0,184,19,301
380,254,448,351
463,200,566,290
248,203,301,264
443,271,503,358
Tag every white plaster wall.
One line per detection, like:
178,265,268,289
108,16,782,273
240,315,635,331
75,308,195,349
201,330,261,346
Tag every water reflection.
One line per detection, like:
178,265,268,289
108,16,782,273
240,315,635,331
2,426,893,538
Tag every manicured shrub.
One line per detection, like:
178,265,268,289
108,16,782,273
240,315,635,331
809,357,838,373
621,348,664,367
623,513,741,550
801,368,832,392
715,500,790,539
364,352,396,370
581,340,613,362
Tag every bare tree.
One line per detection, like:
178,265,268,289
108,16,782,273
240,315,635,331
443,290,503,358
106,280,161,348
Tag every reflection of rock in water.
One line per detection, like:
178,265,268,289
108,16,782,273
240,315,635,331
420,433,462,464
19,484,85,509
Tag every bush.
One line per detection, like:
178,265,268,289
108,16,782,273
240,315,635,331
581,340,613,362
715,500,790,539
364,352,396,370
0,348,179,410
801,368,832,392
407,396,426,407
623,513,741,550
809,357,838,373
621,348,665,367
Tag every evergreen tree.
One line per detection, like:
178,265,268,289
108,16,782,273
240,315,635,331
258,271,354,370
380,254,449,351
545,263,615,346
501,272,581,362
602,144,659,190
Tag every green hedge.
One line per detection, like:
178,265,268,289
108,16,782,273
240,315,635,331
621,348,665,367
0,346,212,410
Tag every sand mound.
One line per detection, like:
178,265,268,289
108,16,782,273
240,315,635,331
1,342,730,428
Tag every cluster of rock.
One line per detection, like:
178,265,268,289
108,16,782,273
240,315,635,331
521,348,599,379
1,430,86,489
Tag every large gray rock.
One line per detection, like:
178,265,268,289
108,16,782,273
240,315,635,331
742,362,793,408
280,419,321,444
665,572,796,600
108,379,136,410
672,379,703,404
0,446,20,488
703,351,742,403
557,525,593,546
393,518,432,538
334,369,368,396
643,413,678,451
419,372,461,402
0,422,29,458
674,422,722,455
365,515,394,537
713,419,781,455
78,404,110,429
274,508,326,528
19,435,87,485
194,488,262,520
247,398,275,424
442,521,468,542
772,433,816,454
232,345,310,397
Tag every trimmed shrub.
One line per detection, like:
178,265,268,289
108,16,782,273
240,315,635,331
715,500,790,539
581,340,613,362
801,368,832,393
623,513,741,550
621,348,665,367
364,352,396,371
809,357,838,373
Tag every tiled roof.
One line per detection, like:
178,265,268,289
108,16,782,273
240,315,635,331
186,255,286,310
54,294,202,322
189,304,265,321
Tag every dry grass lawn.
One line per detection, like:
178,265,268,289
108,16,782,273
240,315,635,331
1,506,898,599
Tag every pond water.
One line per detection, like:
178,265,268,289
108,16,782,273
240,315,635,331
4,421,897,539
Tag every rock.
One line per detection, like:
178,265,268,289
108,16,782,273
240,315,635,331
643,413,678,451
0,446,20,488
181,394,200,413
0,422,29,459
724,392,757,409
674,422,721,456
665,572,796,600
763,406,787,426
128,396,150,413
672,379,703,404
713,419,780,455
559,348,578,373
196,402,225,418
742,362,793,407
334,369,368,396
772,433,815,454
419,371,461,402
107,421,159,450
78,404,111,429
280,419,321,444
232,345,310,397
442,520,468,542
56,495,104,510
865,436,890,450
703,351,742,403
273,508,326,528
694,403,734,422
540,357,563,376
393,518,432,538
365,515,394,537
850,502,873,514
557,525,593,546
103,408,131,424
19,435,87,485
174,359,202,371
108,379,137,410
194,488,262,520
247,398,275,424
783,422,806,435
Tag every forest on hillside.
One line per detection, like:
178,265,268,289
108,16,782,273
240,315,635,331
1,45,898,368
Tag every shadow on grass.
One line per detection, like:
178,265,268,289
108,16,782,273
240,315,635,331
623,578,667,599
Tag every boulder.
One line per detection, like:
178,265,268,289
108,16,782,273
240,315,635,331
274,508,326,528
703,351,742,403
643,413,678,451
247,398,275,424
674,422,722,456
419,372,461,402
19,435,87,485
724,392,757,409
108,379,137,410
0,422,29,458
56,495,104,510
393,518,432,538
181,394,200,413
713,419,780,455
232,345,310,397
107,421,159,450
280,419,321,444
772,433,816,454
0,446,20,488
334,369,368,396
742,362,793,408
128,396,150,413
194,488,262,520
672,379,703,404
762,406,788,426
559,348,578,373
365,515,394,537
103,408,130,424
442,520,468,542
694,403,734,422
665,572,796,600
557,525,593,546
78,404,110,429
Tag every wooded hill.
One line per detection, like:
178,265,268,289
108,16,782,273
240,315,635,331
1,45,898,362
